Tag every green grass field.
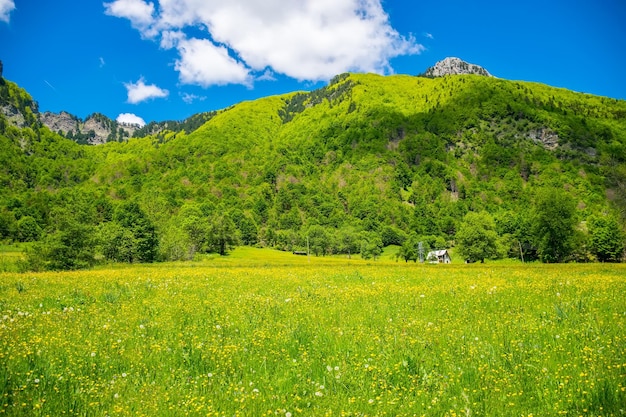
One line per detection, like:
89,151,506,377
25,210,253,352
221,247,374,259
0,248,625,416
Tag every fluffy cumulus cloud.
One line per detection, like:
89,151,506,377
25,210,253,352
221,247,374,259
104,0,155,31
117,113,146,127
104,0,422,87
175,37,250,87
124,77,169,104
0,0,16,23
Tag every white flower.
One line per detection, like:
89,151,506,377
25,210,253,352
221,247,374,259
315,391,323,397
139,324,145,329
334,366,339,371
207,373,213,378
285,413,292,417
121,373,127,378
34,378,40,384
91,352,96,357
368,399,374,404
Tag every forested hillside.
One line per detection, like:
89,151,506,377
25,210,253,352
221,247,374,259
1,69,625,269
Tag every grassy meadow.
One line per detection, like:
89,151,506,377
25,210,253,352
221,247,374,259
0,248,625,416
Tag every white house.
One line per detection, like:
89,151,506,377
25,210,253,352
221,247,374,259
426,249,451,264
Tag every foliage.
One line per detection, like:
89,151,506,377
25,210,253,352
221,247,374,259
23,212,96,271
113,202,159,263
2,71,626,267
456,211,499,263
588,214,625,262
532,188,578,263
206,212,239,256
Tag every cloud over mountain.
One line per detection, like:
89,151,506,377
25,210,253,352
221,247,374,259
116,112,146,126
103,0,423,87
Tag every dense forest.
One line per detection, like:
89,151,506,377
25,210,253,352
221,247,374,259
1,68,625,270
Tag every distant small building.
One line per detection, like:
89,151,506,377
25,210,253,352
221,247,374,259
426,250,451,264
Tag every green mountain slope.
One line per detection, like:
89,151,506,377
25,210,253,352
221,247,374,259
1,68,626,267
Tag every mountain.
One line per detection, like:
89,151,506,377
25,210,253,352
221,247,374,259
422,57,493,78
1,63,626,266
38,110,220,145
39,111,140,145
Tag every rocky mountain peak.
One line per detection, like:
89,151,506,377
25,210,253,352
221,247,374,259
422,57,493,78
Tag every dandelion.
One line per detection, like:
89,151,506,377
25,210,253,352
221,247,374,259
121,373,127,378
34,378,40,384
285,413,292,417
207,373,213,378
91,352,96,357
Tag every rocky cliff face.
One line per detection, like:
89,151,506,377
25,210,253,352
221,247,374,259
40,112,138,145
422,57,493,78
40,111,79,134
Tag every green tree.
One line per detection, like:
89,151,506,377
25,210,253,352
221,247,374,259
588,214,624,262
456,211,499,263
97,221,136,263
114,202,159,262
25,213,96,271
207,213,239,256
16,215,41,242
360,232,383,260
159,225,193,261
307,225,329,256
532,189,577,263
337,227,359,258
398,233,419,262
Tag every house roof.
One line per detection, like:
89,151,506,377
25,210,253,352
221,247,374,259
427,250,449,257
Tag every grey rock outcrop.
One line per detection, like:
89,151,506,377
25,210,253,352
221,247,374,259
40,112,138,145
1,103,27,128
40,111,79,135
526,128,559,150
422,57,493,78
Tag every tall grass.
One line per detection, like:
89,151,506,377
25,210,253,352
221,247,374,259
0,248,624,416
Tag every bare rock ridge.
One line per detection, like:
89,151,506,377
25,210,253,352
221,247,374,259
421,57,493,78
40,112,138,145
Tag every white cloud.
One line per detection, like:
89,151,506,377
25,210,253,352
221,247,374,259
124,77,169,104
180,92,206,104
425,32,434,40
99,57,106,67
117,113,146,126
104,0,155,30
175,37,250,87
105,0,423,86
0,0,15,23
256,69,276,82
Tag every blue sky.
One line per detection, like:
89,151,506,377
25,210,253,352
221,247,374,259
1,0,624,126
